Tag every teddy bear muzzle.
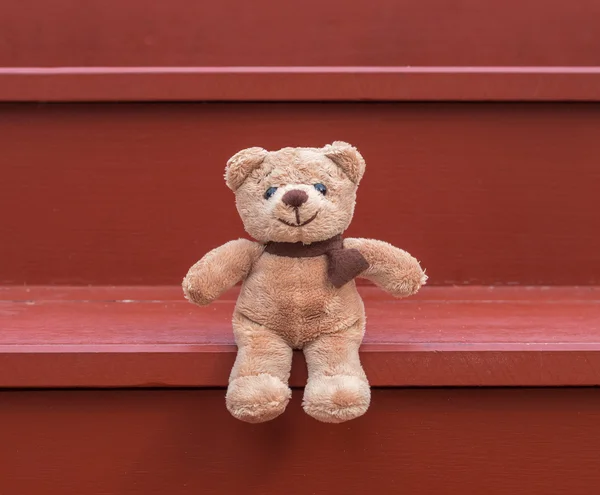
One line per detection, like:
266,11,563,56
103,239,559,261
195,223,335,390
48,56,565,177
281,189,308,208
278,188,318,227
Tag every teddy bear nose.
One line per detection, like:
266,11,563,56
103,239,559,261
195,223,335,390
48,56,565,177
281,189,308,208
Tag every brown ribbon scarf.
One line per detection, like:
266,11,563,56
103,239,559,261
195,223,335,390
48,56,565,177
264,235,369,288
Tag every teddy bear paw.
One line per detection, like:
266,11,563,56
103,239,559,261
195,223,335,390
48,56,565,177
226,374,291,423
302,375,371,423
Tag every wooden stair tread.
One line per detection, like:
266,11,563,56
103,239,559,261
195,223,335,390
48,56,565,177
2,286,600,388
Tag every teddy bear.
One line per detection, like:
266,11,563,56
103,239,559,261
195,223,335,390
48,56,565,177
183,141,426,424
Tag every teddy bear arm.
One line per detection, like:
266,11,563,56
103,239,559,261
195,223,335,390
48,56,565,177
344,238,427,298
183,239,263,306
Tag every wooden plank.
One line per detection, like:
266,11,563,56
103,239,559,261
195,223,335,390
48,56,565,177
2,67,600,101
1,102,599,285
2,0,599,68
4,285,599,302
3,1,598,101
1,286,599,388
1,389,600,494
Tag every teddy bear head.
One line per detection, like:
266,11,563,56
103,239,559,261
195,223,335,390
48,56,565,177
224,142,366,244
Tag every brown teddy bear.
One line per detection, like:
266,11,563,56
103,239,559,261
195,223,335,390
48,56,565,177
183,142,426,423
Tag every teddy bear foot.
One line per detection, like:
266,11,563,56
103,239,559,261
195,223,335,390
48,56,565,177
226,374,291,423
302,375,371,423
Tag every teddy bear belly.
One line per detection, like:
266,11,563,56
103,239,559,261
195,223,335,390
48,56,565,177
234,254,365,346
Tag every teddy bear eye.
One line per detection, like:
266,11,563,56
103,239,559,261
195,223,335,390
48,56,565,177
314,183,327,195
264,186,278,200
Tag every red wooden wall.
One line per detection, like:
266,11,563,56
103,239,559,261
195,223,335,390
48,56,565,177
1,0,599,67
1,102,599,285
2,389,600,495
1,1,599,285
2,2,600,494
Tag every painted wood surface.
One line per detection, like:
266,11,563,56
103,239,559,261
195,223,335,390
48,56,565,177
2,0,598,101
1,388,600,495
1,103,599,285
2,286,599,388
2,0,599,67
2,67,600,101
2,3,599,491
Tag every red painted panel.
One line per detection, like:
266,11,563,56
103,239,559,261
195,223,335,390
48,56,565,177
1,389,600,494
1,286,600,387
1,0,599,67
2,67,600,102
1,103,599,285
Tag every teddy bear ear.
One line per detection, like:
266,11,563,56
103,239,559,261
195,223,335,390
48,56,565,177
322,141,366,185
225,147,269,191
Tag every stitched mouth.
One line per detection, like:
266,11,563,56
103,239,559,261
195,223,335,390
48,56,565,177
277,211,319,227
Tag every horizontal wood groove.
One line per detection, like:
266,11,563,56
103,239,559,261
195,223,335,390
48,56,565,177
2,286,599,389
1,67,600,101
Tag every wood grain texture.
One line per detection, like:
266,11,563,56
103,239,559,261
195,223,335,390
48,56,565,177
2,67,600,101
1,286,599,388
1,388,600,495
1,103,599,285
2,0,600,67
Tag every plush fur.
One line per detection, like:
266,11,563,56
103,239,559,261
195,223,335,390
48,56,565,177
183,142,427,423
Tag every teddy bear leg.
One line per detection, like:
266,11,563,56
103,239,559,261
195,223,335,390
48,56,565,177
226,313,293,423
302,320,370,423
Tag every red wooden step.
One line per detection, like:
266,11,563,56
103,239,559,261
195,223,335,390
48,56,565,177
3,67,600,102
2,285,599,388
2,388,600,495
